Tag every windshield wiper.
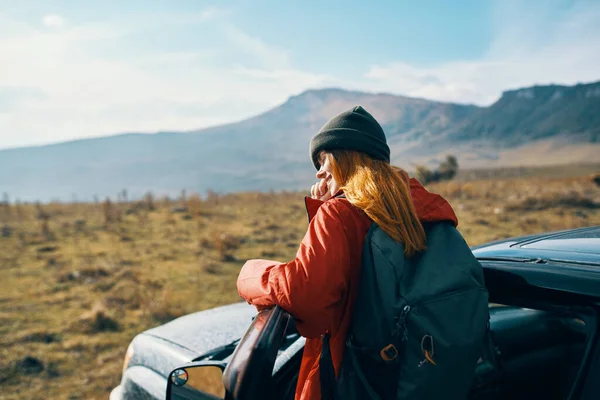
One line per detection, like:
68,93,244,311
477,256,547,264
194,338,241,361
545,258,600,267
479,256,600,267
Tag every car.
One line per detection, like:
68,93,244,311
110,225,600,400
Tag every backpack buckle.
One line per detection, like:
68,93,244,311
380,344,398,361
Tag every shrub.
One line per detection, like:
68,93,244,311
211,230,242,261
506,192,600,211
414,155,459,185
591,173,600,187
75,300,120,333
2,225,13,238
187,194,204,216
20,331,62,344
202,262,222,274
142,286,185,324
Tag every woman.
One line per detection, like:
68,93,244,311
237,106,458,400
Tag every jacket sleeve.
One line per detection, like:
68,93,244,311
236,203,350,338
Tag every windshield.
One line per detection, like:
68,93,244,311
521,231,600,255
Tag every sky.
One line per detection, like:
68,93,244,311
1,0,599,149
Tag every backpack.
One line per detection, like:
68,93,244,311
320,221,490,400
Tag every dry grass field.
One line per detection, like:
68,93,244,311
1,164,599,400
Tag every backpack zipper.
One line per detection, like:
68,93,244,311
399,305,411,342
412,286,487,309
397,286,487,341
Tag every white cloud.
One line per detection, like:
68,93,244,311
353,0,600,105
0,9,330,148
224,25,290,69
197,6,224,21
42,14,64,28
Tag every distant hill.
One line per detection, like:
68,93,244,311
452,82,600,144
1,81,599,202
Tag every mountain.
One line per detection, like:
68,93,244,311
452,83,600,144
1,81,599,202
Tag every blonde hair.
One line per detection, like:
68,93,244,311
328,150,427,258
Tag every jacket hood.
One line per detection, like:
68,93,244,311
305,177,458,227
408,177,458,227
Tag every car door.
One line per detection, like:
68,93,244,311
222,306,291,400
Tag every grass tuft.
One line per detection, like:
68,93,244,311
75,300,121,334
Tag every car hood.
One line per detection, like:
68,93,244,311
128,302,257,378
144,301,257,354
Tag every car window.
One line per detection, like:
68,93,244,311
482,301,592,399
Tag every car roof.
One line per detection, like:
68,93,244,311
472,225,600,267
473,226,600,299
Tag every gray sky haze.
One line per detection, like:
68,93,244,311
1,0,599,149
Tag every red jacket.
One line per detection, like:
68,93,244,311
237,178,458,400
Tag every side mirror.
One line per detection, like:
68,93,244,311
166,362,226,400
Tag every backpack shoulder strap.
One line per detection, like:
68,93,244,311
320,333,338,400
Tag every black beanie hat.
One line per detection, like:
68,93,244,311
309,105,390,170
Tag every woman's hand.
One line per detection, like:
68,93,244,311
311,178,333,201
